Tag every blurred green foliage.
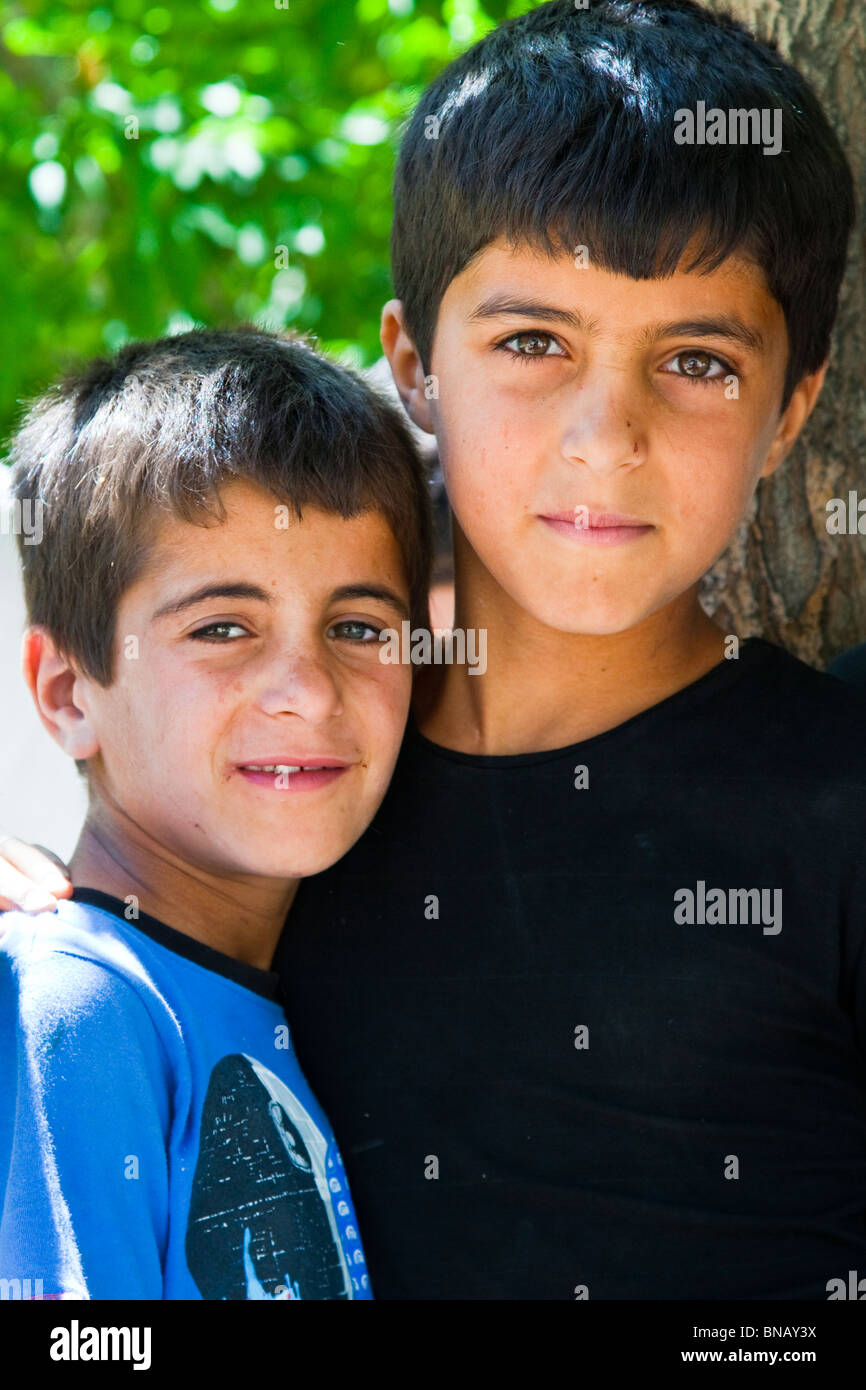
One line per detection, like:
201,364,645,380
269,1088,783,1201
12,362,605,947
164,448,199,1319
0,0,530,445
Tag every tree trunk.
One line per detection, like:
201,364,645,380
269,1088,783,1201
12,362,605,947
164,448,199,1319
701,0,866,667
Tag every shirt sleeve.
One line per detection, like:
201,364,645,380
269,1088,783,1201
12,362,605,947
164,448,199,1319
0,940,173,1299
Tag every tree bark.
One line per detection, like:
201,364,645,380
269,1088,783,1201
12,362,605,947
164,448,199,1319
701,0,866,666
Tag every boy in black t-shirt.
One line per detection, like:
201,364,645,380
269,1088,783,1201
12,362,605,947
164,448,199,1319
3,2,865,1298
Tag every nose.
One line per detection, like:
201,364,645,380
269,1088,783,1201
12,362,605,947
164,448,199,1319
255,648,343,724
559,369,645,476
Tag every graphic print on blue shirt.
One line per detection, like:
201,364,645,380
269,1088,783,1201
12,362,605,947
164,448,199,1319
186,1053,370,1300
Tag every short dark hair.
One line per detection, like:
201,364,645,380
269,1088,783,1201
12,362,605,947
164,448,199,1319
391,0,855,409
9,326,433,686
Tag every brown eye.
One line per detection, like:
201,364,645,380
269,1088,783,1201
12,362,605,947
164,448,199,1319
498,330,567,362
519,333,550,355
508,332,561,356
678,350,713,377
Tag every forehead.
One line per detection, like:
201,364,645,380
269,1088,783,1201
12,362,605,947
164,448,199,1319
127,481,407,599
448,233,783,336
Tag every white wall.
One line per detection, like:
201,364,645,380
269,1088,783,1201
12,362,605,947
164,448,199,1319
0,480,86,863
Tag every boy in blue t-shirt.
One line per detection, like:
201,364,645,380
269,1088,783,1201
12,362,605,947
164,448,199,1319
0,327,432,1299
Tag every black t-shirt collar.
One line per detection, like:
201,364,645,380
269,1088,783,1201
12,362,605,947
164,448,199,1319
70,886,282,1002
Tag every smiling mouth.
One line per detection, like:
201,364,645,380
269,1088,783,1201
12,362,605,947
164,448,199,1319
235,760,352,792
240,763,340,773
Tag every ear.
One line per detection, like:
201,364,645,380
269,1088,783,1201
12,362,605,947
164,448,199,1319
380,299,436,436
760,361,828,479
21,627,100,761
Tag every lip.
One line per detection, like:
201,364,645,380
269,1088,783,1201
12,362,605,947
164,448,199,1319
236,756,352,769
233,756,353,794
538,508,655,547
541,509,650,527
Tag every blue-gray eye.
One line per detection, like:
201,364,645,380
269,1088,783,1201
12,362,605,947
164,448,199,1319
329,620,381,642
189,622,248,641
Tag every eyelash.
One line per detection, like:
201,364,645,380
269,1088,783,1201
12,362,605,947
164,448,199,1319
189,622,249,643
328,620,384,643
188,620,385,644
494,331,736,384
494,332,565,364
665,352,734,387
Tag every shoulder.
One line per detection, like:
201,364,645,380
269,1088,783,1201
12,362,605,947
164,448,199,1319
3,897,153,991
0,900,175,1060
730,637,866,777
747,637,866,711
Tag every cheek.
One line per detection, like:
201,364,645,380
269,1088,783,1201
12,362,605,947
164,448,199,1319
442,417,533,535
350,663,412,761
665,477,751,581
102,661,226,771
374,663,413,729
662,421,761,535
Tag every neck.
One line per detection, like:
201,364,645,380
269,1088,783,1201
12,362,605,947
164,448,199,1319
69,799,298,971
414,532,730,756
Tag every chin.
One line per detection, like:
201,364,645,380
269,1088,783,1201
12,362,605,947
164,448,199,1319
248,838,363,882
522,594,655,637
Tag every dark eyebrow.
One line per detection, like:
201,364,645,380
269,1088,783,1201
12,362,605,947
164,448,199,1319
467,295,596,333
642,316,764,353
330,584,410,621
467,296,764,353
153,580,410,623
152,582,274,621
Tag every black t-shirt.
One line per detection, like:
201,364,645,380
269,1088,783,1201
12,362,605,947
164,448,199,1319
275,638,866,1299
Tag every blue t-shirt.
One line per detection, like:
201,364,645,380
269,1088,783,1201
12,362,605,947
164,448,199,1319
0,889,372,1300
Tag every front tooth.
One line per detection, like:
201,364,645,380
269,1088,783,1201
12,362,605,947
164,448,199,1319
245,763,308,773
